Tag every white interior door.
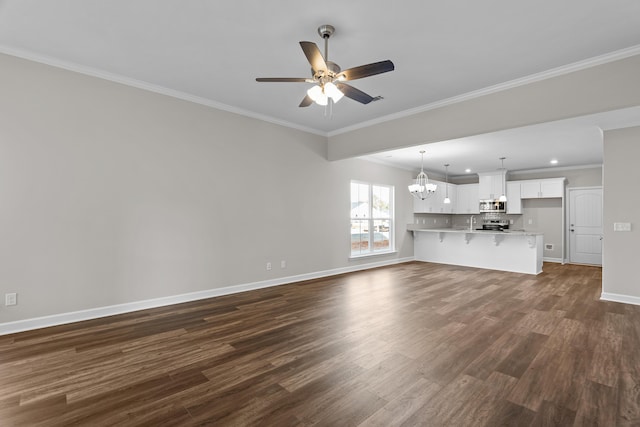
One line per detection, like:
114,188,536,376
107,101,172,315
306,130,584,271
569,188,603,265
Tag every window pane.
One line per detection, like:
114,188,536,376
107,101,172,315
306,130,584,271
372,185,390,218
351,183,369,219
373,219,390,252
351,220,369,255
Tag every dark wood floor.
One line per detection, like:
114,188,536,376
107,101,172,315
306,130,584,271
1,262,638,426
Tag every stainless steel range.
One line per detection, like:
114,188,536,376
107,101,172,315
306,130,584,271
478,213,509,231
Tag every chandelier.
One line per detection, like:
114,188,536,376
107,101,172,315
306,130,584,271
408,151,437,200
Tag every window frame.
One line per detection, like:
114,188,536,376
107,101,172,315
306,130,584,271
349,180,395,258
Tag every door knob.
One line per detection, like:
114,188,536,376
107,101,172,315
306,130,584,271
570,229,575,232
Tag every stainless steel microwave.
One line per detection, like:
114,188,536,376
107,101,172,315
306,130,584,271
479,200,506,213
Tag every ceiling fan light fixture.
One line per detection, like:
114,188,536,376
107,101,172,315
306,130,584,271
307,85,322,102
316,91,328,106
324,82,344,102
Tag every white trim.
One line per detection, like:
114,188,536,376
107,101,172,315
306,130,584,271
349,250,398,260
543,257,563,263
328,45,640,137
0,256,414,336
601,292,640,307
0,45,326,138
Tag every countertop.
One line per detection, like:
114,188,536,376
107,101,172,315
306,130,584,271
406,226,543,236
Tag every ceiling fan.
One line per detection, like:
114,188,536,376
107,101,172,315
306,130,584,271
256,24,394,107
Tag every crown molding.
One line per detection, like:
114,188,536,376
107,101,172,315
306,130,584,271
328,44,640,137
3,42,639,140
507,163,603,175
0,45,327,137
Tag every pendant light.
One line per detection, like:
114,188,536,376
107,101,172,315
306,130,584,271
408,151,437,200
499,157,507,202
443,164,451,204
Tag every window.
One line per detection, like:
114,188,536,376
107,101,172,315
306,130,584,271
350,181,394,256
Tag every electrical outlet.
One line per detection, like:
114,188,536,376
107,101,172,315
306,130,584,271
280,260,286,269
5,293,17,306
433,219,437,224
528,219,533,225
266,262,272,271
445,219,449,224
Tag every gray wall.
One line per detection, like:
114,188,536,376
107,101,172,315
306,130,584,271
328,55,640,159
0,54,414,324
602,126,640,300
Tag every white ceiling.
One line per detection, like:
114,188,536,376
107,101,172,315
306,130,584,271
1,1,639,172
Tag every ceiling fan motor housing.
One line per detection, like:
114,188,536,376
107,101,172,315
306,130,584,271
317,24,335,39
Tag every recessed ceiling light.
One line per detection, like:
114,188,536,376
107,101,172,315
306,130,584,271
550,159,558,164
465,168,471,173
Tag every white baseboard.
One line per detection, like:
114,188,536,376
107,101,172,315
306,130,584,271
600,292,640,307
543,257,563,263
0,257,414,336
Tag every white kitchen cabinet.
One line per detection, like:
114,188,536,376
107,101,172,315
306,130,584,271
540,179,564,197
455,184,480,214
506,181,522,214
521,178,565,199
478,171,507,200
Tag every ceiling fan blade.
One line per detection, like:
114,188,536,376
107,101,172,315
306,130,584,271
335,83,374,104
339,60,395,81
300,41,327,73
299,95,313,107
256,77,310,82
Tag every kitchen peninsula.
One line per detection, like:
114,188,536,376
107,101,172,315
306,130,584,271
409,227,544,275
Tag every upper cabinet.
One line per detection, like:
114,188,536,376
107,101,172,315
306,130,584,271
478,171,507,200
506,181,522,214
455,183,480,214
520,178,565,199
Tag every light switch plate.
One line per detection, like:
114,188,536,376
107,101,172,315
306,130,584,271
614,222,632,232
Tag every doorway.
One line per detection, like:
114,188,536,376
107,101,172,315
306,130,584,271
568,187,603,265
